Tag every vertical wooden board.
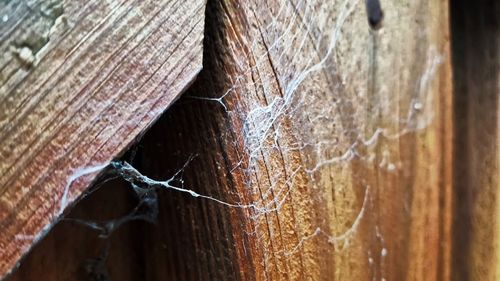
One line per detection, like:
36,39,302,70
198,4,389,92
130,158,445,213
0,0,205,278
451,1,500,280
188,0,452,279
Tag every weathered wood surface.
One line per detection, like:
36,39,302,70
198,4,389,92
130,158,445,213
0,0,205,278
8,0,455,280
6,0,499,280
154,0,451,279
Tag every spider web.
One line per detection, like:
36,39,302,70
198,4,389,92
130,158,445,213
49,0,444,279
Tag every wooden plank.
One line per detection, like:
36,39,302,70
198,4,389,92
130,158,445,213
157,0,451,279
451,0,500,280
0,0,205,278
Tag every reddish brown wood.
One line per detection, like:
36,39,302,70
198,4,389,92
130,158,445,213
7,0,498,280
11,0,451,280
0,0,205,277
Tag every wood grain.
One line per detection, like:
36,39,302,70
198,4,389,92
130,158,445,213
0,0,205,278
155,0,451,279
10,0,451,279
7,0,487,280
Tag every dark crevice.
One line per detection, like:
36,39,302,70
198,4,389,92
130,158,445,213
451,0,499,280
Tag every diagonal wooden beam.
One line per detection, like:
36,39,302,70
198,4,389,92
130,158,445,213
0,0,206,277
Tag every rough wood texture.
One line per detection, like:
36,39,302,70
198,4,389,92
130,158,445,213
10,0,499,280
451,0,500,280
0,0,205,278
6,0,500,280
147,0,451,279
8,0,453,280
